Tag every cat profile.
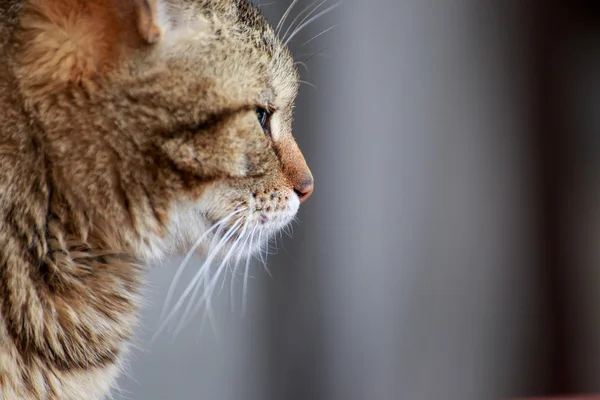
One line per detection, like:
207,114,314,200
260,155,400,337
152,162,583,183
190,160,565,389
0,0,312,398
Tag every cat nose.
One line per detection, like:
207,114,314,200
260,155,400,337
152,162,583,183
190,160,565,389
274,136,314,204
294,177,314,204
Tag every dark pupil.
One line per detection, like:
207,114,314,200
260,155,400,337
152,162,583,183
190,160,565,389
256,107,268,128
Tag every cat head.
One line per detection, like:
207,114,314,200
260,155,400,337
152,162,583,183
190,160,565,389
11,0,313,260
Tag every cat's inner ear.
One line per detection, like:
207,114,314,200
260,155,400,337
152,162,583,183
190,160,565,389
16,0,162,91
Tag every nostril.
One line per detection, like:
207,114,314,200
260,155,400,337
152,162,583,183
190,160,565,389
294,179,314,204
294,189,309,203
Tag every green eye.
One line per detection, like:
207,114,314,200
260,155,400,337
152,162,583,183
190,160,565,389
255,107,271,134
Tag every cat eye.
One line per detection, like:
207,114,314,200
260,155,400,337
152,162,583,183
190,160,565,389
255,107,271,135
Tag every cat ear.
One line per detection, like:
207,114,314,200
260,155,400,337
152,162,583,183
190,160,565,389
134,0,162,44
15,0,162,93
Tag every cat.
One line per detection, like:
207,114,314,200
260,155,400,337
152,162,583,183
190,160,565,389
0,0,313,398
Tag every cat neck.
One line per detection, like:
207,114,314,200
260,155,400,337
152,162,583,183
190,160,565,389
0,68,141,399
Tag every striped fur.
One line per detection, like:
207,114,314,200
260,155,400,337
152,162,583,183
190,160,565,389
0,0,312,398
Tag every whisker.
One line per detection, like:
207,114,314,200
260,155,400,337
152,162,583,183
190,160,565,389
256,229,266,266
159,208,245,323
194,208,241,335
182,212,251,331
257,229,274,276
284,2,341,46
301,48,331,64
300,80,318,90
281,0,327,45
257,230,272,276
175,205,243,309
242,226,259,314
283,224,293,238
295,51,332,60
300,24,338,47
202,271,220,343
194,254,236,322
257,0,278,6
214,213,250,312
230,216,254,310
174,218,244,333
278,230,294,259
219,216,250,295
264,233,277,258
177,220,250,333
294,60,309,73
263,257,273,277
193,220,230,331
152,214,245,341
276,0,301,37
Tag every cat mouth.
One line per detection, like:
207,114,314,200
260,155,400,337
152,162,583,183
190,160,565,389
209,209,296,244
198,201,297,257
167,189,301,263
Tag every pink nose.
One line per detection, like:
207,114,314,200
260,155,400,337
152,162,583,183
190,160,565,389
294,178,314,204
274,136,314,204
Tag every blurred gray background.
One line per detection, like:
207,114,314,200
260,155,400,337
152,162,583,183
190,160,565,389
119,1,600,399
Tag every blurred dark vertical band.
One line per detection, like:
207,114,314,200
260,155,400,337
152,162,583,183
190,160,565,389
527,0,574,393
528,0,600,394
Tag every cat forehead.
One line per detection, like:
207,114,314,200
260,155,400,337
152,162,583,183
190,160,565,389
156,0,299,105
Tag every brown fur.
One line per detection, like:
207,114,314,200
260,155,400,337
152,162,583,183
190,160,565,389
0,0,313,398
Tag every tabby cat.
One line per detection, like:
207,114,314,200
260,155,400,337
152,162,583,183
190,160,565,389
0,0,313,398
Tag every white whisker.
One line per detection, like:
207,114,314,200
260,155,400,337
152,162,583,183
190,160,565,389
159,208,245,323
301,48,332,65
294,60,309,73
256,229,273,277
256,229,266,267
257,0,277,7
174,218,244,334
263,257,273,277
276,0,301,37
230,216,254,310
299,80,318,90
176,220,250,334
300,24,338,47
242,226,258,314
281,0,328,45
295,51,332,60
284,2,341,46
194,221,230,331
283,224,292,238
152,212,245,341
219,214,251,295
202,271,220,343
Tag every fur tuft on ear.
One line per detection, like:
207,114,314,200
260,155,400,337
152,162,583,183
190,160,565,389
14,0,162,95
135,0,162,44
